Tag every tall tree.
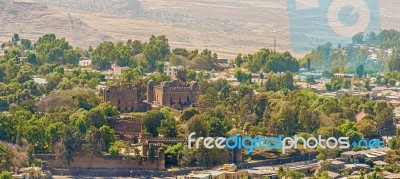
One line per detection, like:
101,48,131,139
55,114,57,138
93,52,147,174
84,127,102,166
356,64,365,77
56,126,79,167
143,110,165,137
99,125,116,150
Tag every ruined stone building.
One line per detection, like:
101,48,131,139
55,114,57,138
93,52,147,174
108,116,143,143
147,66,200,110
103,84,151,113
103,65,200,112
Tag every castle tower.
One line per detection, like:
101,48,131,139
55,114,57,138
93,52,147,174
190,82,200,104
175,65,187,83
147,80,155,103
161,82,170,106
157,147,165,170
228,134,243,163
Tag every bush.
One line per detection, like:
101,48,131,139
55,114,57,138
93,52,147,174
0,171,12,179
108,141,128,156
109,145,119,156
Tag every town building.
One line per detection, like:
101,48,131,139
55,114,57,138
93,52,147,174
247,169,278,179
112,64,130,76
79,58,92,67
164,62,180,79
333,73,355,89
182,164,249,179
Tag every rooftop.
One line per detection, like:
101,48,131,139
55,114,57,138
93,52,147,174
373,161,389,166
33,77,48,85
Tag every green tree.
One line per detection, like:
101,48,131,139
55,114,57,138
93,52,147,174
92,41,114,70
234,54,243,67
84,127,102,166
339,121,357,134
186,115,209,137
63,49,81,66
96,102,120,117
347,130,363,144
388,78,396,86
0,143,12,172
356,64,365,77
317,127,344,139
352,32,364,44
0,171,12,179
56,126,79,167
87,108,107,128
356,120,377,137
127,39,143,55
143,110,164,137
306,75,316,84
99,125,117,151
269,102,298,136
298,106,320,133
388,57,400,71
27,144,36,167
20,39,32,50
285,169,305,179
148,144,155,163
144,35,170,71
26,52,38,65
180,107,200,121
234,68,252,83
172,48,189,57
12,33,20,46
122,67,142,82
46,122,65,151
165,143,184,165
157,117,177,137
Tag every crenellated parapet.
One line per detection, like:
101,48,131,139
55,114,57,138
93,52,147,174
108,116,143,124
168,86,193,91
103,84,150,113
145,137,188,144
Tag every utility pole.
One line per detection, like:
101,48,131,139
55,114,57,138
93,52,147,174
68,13,74,44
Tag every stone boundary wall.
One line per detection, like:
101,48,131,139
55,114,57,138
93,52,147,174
36,154,163,170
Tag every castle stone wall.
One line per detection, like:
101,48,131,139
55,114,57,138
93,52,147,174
103,85,149,113
37,152,165,170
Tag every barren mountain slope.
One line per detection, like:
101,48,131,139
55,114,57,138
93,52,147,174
0,0,113,48
1,0,400,58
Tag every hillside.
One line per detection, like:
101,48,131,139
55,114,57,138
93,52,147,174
1,0,400,58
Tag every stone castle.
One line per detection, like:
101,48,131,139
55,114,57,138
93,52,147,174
108,116,243,164
147,65,200,110
103,84,151,113
103,65,200,113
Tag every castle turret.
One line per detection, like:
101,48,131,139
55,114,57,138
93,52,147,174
190,82,200,104
175,65,187,83
147,80,155,103
157,147,165,170
161,82,170,106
